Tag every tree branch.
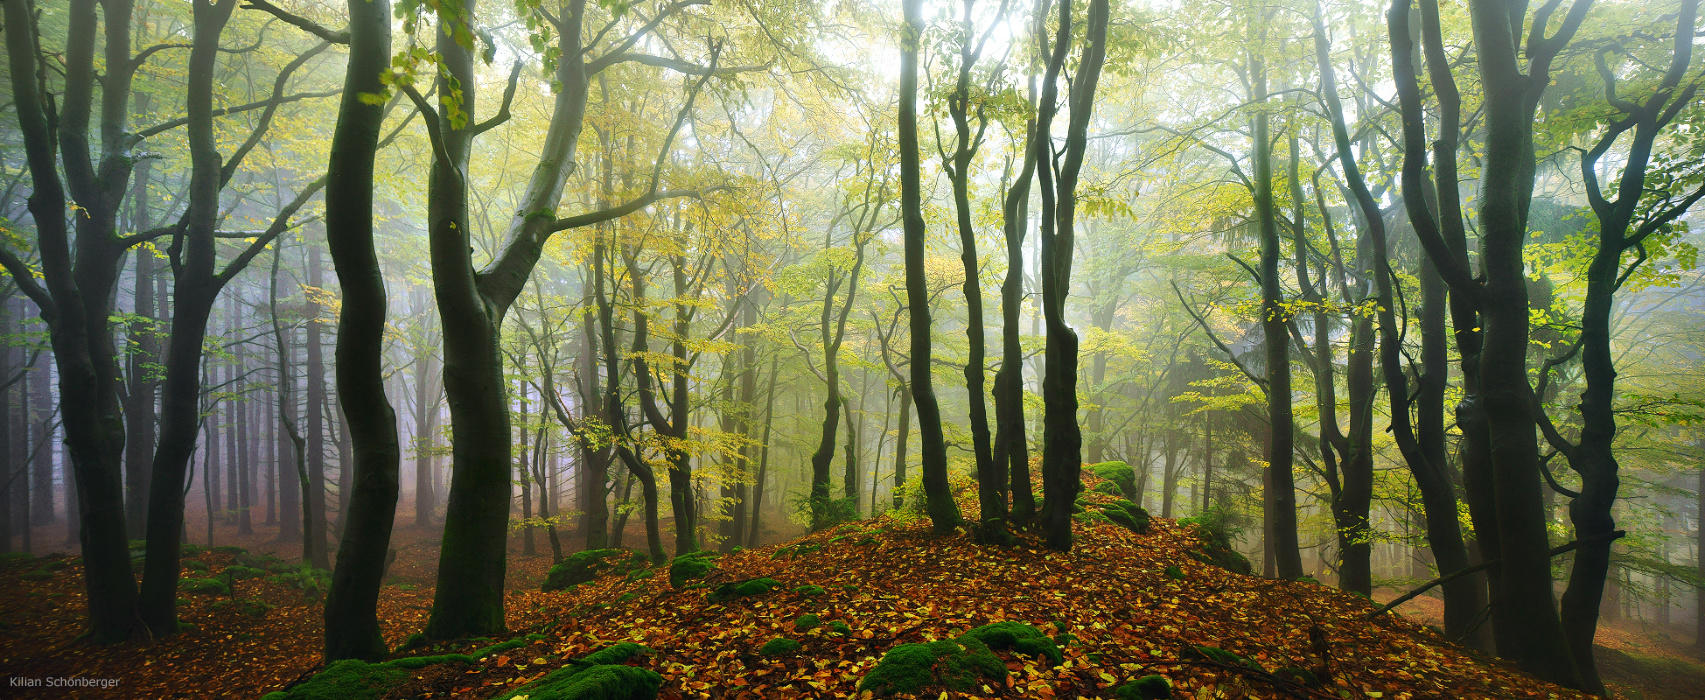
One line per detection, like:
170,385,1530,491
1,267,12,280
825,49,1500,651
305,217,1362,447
241,0,350,44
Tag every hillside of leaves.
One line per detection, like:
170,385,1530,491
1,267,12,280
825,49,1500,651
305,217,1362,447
275,474,1596,700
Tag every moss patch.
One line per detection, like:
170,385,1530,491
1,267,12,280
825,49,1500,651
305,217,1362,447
1115,674,1173,699
543,549,646,592
260,659,410,700
493,643,658,700
759,638,801,658
667,552,716,589
1088,461,1137,500
793,614,821,631
1100,500,1151,535
858,637,1006,696
707,577,781,602
961,622,1063,665
182,577,231,595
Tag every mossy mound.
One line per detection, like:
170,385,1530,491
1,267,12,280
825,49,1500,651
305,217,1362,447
226,564,268,580
828,621,852,635
491,643,657,700
707,577,781,602
267,567,331,599
1178,510,1253,575
1115,674,1173,699
543,549,647,592
961,622,1063,665
261,659,410,700
1088,461,1138,500
1164,565,1185,580
759,638,801,658
793,584,827,596
858,636,1006,696
265,638,542,699
794,614,821,631
1092,480,1123,496
667,552,717,589
182,577,231,595
1099,500,1151,535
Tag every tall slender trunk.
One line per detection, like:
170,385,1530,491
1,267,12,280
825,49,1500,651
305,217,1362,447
1247,23,1302,577
322,0,402,658
1037,0,1107,551
2,0,140,642
1387,0,1491,649
899,0,961,535
304,243,329,567
747,354,779,547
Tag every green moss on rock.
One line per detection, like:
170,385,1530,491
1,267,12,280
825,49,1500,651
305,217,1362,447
226,565,268,580
1115,674,1173,699
668,552,716,589
1163,565,1185,580
793,584,827,596
759,638,801,658
794,614,821,631
1088,461,1137,500
828,621,852,635
543,549,646,592
260,659,410,700
182,577,230,595
858,637,1006,696
707,577,781,602
1101,500,1151,534
961,622,1063,665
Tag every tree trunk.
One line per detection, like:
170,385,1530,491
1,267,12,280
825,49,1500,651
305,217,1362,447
322,0,402,657
899,0,961,535
1037,0,1107,552
1,0,140,642
1247,24,1302,578
304,242,329,567
138,0,239,637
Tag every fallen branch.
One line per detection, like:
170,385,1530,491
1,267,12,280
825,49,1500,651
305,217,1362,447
1368,529,1626,618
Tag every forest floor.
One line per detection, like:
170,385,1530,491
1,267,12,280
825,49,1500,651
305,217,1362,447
0,481,1698,699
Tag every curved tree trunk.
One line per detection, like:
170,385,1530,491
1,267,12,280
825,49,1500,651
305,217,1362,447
319,0,399,659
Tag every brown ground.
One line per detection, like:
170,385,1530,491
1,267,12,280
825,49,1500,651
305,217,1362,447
0,496,1696,699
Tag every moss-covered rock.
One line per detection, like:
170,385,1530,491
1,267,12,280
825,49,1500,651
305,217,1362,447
707,577,781,602
759,638,801,658
1101,500,1151,534
543,549,646,592
793,614,821,631
1115,674,1173,699
1163,565,1185,580
667,552,716,589
793,584,827,596
960,622,1063,665
182,577,231,595
260,659,411,700
1088,461,1138,500
226,564,268,580
490,643,658,700
266,567,331,599
858,637,1006,696
828,621,852,635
